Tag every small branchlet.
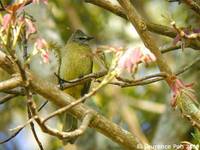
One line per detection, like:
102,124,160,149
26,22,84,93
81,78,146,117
0,93,18,104
108,57,200,87
27,96,94,141
171,21,200,50
182,0,200,16
57,70,108,90
0,74,22,91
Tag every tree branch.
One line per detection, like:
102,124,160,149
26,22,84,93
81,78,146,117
58,70,108,89
0,75,22,91
0,47,148,150
116,72,167,83
1,99,49,144
84,0,200,50
161,45,181,53
112,56,200,87
117,0,173,84
0,129,23,144
44,68,116,123
182,0,200,16
0,0,33,11
0,94,18,104
27,98,94,141
109,77,163,87
176,57,200,75
27,100,44,150
44,111,94,139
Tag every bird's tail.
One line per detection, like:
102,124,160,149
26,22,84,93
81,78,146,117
62,112,78,145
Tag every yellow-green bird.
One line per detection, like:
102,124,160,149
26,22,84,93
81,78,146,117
59,30,93,144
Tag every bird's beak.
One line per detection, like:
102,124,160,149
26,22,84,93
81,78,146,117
87,36,94,41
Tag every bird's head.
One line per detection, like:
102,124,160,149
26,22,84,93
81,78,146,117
69,30,94,45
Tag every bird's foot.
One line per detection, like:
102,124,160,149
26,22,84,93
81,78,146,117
54,73,72,90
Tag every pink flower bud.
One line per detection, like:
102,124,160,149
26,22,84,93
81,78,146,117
118,47,156,73
34,37,50,63
25,18,37,39
35,38,48,50
2,14,12,31
170,78,196,107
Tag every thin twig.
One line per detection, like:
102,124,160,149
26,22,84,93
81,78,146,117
0,128,23,144
0,94,18,104
111,57,200,87
0,50,150,149
116,72,167,83
0,99,49,144
108,77,163,87
60,112,94,138
22,69,43,150
118,0,173,82
2,88,25,95
84,0,200,50
8,14,45,149
2,101,48,132
171,21,200,42
0,0,33,11
44,71,116,123
27,103,44,150
10,116,38,132
161,45,181,53
58,70,108,90
38,100,48,111
28,97,94,140
0,0,5,10
176,57,200,75
182,0,200,16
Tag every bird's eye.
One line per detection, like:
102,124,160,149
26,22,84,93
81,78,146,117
78,37,86,40
78,35,88,40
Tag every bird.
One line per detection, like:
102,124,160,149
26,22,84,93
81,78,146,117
59,29,93,144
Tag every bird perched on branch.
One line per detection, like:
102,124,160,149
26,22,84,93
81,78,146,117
59,29,93,144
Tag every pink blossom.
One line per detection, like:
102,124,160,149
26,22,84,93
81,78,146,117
17,16,37,39
141,49,156,63
173,28,200,45
95,45,123,53
118,47,156,73
170,78,196,107
1,2,26,31
41,51,49,63
6,2,25,14
34,38,50,63
35,38,48,49
25,18,37,39
2,14,12,31
118,48,142,73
